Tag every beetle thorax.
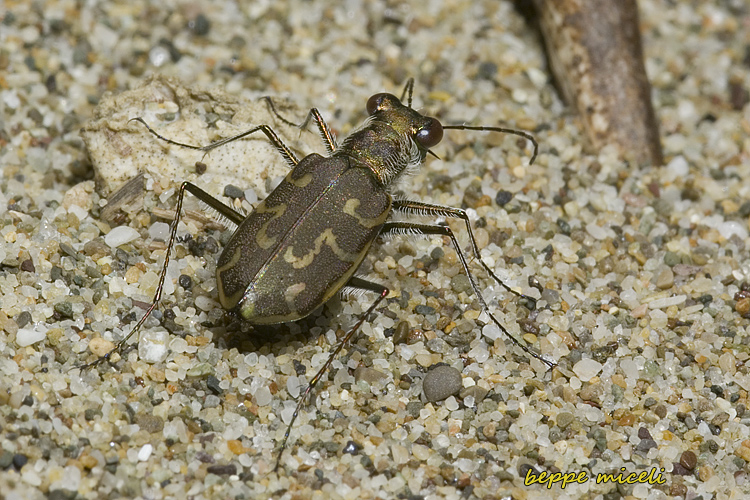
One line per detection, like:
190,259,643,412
336,117,423,188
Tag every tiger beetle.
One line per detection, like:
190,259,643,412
82,78,556,471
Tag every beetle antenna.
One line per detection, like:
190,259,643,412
443,125,538,165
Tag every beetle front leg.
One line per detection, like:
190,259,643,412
379,221,555,369
130,117,302,168
261,97,338,155
391,199,537,309
78,182,239,369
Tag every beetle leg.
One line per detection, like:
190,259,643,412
275,276,388,472
261,97,338,155
183,182,245,226
130,117,301,168
391,199,537,309
379,221,555,369
78,181,232,369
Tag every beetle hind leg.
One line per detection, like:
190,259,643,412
77,182,233,370
274,277,388,472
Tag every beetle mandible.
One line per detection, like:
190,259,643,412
85,78,556,470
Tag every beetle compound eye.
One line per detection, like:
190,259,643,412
366,93,398,114
415,117,443,149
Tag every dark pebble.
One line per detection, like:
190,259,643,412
679,450,697,470
638,427,652,439
423,365,462,402
477,61,498,80
85,266,103,279
495,190,513,206
459,385,489,403
13,453,28,469
54,301,73,318
189,13,211,36
223,184,245,199
84,409,101,421
450,274,472,294
684,416,697,429
59,242,77,259
48,490,77,500
343,441,360,455
406,401,423,418
556,218,571,235
20,259,35,272
179,274,192,290
393,321,410,344
206,464,236,475
293,359,306,376
16,311,32,329
414,304,435,316
206,375,223,395
517,463,539,480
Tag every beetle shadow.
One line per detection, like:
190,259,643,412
209,303,341,356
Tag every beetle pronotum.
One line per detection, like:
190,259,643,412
84,79,556,470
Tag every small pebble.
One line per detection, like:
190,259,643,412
423,365,462,402
206,464,236,476
137,444,153,462
136,413,164,433
680,450,697,470
572,358,602,382
105,226,140,248
88,337,115,357
656,267,674,289
223,184,245,199
16,323,47,347
495,190,513,205
354,367,388,385
138,330,169,364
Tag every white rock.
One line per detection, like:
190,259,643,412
148,222,170,242
138,329,170,363
137,443,153,461
105,226,140,248
254,386,272,407
16,323,48,347
572,358,603,382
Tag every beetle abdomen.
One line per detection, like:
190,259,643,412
216,154,390,324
